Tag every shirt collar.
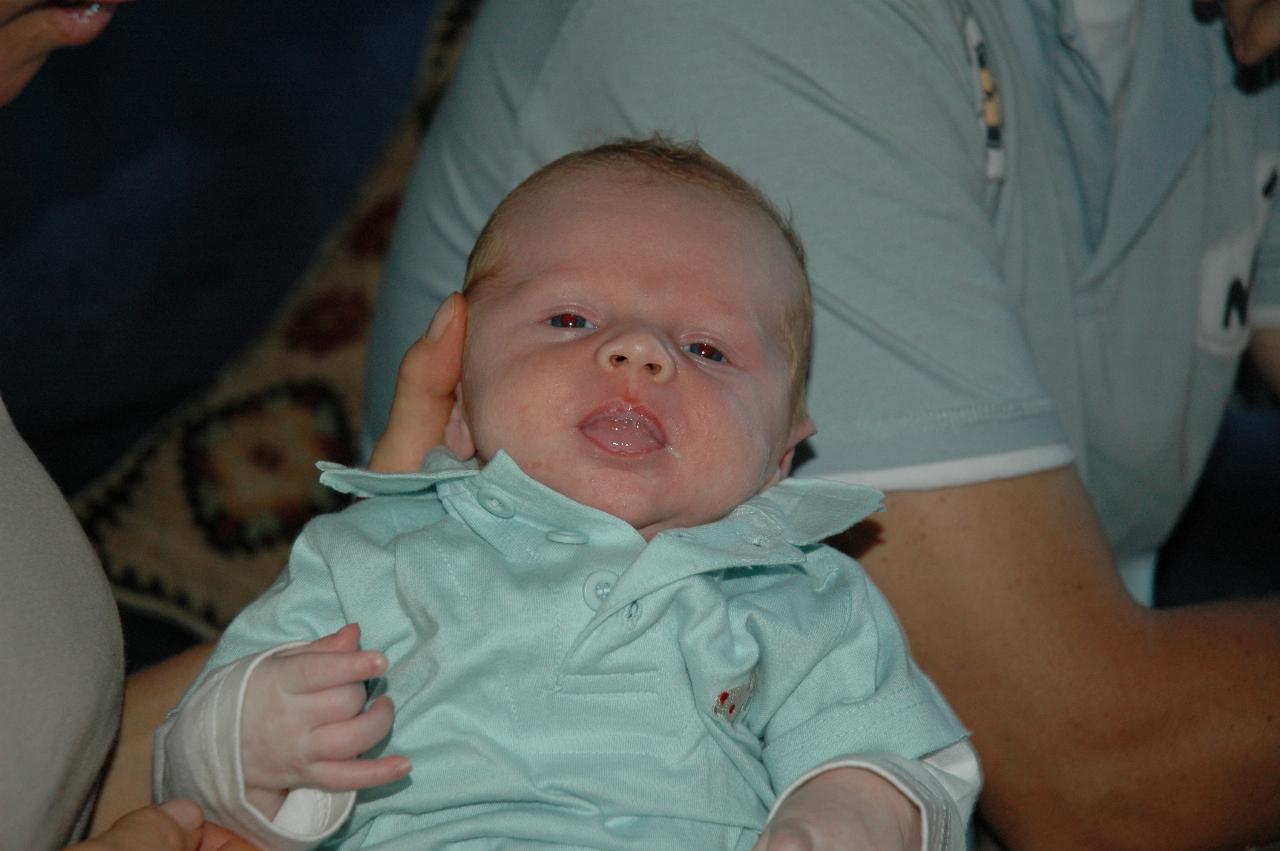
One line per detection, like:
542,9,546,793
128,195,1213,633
317,447,883,585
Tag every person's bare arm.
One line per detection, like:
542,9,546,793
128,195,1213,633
849,466,1280,851
1249,326,1280,392
91,644,216,833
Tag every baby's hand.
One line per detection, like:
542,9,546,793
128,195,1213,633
753,768,921,851
239,624,410,819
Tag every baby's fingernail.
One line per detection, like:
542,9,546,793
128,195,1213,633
426,293,459,343
368,652,388,674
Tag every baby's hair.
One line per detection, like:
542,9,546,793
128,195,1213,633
464,136,812,426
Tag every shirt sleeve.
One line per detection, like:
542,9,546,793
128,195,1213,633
766,742,981,851
153,519,362,842
749,548,977,839
363,0,1071,487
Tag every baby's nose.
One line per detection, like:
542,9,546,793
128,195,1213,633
597,329,675,382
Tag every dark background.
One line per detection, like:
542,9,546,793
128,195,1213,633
0,0,440,496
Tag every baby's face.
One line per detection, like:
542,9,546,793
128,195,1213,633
456,168,812,539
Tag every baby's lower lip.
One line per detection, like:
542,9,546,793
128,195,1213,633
578,404,667,456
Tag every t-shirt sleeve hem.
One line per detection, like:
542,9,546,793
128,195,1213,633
818,443,1073,491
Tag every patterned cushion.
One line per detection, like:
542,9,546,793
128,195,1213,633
71,0,479,644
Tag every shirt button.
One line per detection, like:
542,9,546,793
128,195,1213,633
477,487,515,518
583,569,618,611
546,529,589,545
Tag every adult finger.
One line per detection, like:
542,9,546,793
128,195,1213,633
69,799,203,851
368,292,467,473
305,695,397,761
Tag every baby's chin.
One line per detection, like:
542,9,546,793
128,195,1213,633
568,486,733,541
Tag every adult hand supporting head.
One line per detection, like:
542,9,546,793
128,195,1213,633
68,800,257,851
367,292,468,473
1195,0,1280,65
0,0,126,106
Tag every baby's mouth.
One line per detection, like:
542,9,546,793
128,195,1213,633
578,404,667,456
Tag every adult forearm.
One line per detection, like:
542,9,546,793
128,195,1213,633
91,643,215,832
1249,326,1280,395
999,599,1280,850
852,469,1280,850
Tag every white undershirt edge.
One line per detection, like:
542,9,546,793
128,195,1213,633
820,444,1074,492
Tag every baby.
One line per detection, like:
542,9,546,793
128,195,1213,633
157,139,979,850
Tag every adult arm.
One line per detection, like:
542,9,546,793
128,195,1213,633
852,467,1280,850
92,644,216,833
1249,326,1280,390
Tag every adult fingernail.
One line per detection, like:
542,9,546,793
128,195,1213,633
426,293,459,343
159,799,203,832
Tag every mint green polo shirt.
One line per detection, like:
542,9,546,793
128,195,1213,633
193,450,968,849
364,0,1280,563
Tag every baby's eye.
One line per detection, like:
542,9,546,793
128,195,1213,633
547,313,593,329
684,341,726,362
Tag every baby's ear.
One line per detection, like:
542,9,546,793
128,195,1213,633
763,418,816,489
443,383,476,460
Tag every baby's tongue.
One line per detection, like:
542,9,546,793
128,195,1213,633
579,407,665,455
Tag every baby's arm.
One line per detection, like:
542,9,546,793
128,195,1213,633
240,624,410,819
754,768,920,851
156,624,410,850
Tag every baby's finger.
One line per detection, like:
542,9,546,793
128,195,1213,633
305,695,397,762
278,623,362,658
281,649,386,695
306,753,412,793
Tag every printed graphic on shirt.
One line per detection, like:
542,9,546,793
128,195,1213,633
712,673,756,726
1197,154,1280,356
964,15,1005,182
1254,154,1279,231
